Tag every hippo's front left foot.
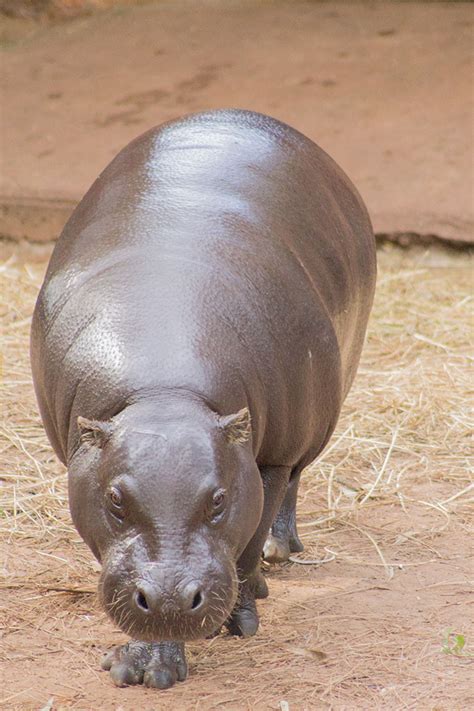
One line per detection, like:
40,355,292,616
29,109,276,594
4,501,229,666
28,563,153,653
225,579,260,638
247,566,269,599
101,640,187,689
207,573,263,639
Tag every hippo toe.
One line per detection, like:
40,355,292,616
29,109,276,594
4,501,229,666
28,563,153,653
102,640,187,689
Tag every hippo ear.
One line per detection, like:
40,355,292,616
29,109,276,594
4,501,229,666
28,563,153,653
219,407,251,444
77,416,113,448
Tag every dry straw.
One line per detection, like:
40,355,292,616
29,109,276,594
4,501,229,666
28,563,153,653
0,243,473,708
1,245,472,575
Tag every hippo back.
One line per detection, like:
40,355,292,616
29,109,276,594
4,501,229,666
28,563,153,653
31,110,376,467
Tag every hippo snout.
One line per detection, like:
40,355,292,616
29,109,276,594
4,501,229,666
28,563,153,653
100,557,238,642
133,579,205,616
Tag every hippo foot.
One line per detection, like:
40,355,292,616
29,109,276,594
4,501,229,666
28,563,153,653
101,640,187,689
263,469,304,563
225,579,260,638
263,527,304,564
206,567,267,640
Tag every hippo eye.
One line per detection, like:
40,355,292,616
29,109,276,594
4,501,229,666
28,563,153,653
212,489,226,509
109,486,122,506
210,488,226,523
107,486,123,513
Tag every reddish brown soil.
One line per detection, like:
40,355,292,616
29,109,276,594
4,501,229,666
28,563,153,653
2,505,473,710
1,246,473,710
1,1,473,243
1,2,473,708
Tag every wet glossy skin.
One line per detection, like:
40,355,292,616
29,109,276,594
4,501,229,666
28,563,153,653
30,109,376,688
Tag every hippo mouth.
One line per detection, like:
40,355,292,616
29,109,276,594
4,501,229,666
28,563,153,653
98,567,238,642
105,602,230,642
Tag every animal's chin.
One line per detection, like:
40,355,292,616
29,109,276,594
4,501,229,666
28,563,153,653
116,609,230,642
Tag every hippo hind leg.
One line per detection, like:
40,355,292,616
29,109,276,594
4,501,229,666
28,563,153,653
263,467,304,563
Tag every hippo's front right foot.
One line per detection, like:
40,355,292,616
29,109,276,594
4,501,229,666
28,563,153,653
101,640,187,689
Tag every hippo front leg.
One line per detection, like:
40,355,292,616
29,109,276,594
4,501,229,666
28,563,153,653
101,640,187,689
226,465,291,637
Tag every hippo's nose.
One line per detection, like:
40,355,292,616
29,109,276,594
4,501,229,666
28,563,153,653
134,583,155,613
181,581,205,612
133,580,205,615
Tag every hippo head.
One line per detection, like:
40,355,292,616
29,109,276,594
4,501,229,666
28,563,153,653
68,398,263,641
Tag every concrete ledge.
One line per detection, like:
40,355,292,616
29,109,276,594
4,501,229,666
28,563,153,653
1,196,472,250
2,1,472,252
0,196,77,243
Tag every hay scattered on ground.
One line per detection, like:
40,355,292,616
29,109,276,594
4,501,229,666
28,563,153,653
297,246,473,573
1,246,472,551
0,243,472,710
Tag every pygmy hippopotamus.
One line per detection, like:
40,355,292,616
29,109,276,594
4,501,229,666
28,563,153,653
30,109,376,689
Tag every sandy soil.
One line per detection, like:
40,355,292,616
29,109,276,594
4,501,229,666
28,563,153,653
1,1,473,243
1,244,472,710
1,3,473,708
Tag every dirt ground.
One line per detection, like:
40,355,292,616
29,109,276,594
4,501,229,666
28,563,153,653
1,1,473,709
1,243,473,710
1,0,473,244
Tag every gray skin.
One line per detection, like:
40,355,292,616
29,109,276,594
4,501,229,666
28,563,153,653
30,109,376,689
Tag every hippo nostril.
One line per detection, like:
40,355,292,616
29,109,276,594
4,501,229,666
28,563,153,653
191,591,203,610
181,582,205,613
135,589,150,612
